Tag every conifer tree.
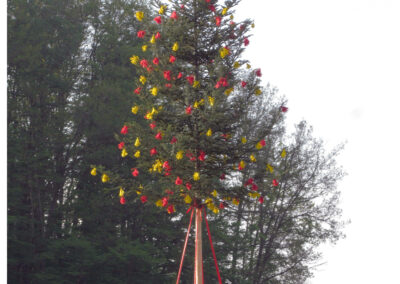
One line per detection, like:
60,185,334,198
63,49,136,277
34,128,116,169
93,0,287,215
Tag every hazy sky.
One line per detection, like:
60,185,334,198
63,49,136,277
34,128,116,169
235,0,400,283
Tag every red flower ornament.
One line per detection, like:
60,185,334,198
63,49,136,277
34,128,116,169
258,196,264,204
132,168,139,177
255,68,262,77
140,59,148,68
241,81,247,88
281,106,288,112
155,32,161,39
137,30,146,38
154,16,162,24
164,70,172,81
185,105,193,115
140,195,148,203
155,132,162,140
244,37,250,46
272,179,279,187
216,16,221,26
150,122,156,130
118,142,125,150
170,136,177,144
153,57,159,65
175,176,183,185
134,87,141,94
121,125,128,135
169,55,176,63
170,11,178,20
150,147,157,156
120,197,126,205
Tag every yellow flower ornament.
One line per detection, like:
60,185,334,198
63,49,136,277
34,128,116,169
90,168,97,176
135,11,144,21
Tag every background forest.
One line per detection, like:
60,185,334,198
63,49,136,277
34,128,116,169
7,0,345,283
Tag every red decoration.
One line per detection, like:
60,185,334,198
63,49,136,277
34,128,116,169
155,132,162,140
118,142,125,150
238,163,244,171
170,136,177,144
132,168,139,177
185,105,193,115
219,202,225,209
170,11,178,20
252,184,258,191
134,87,141,94
140,59,148,68
209,5,216,12
186,75,195,85
215,77,228,88
164,70,172,81
186,182,192,190
244,37,250,46
155,32,161,39
177,72,183,79
120,125,128,135
153,57,159,65
169,55,176,63
150,122,156,130
245,178,254,186
120,197,126,205
167,204,175,214
281,106,288,112
198,151,206,161
140,195,148,203
150,147,157,156
255,68,262,77
272,179,279,187
154,16,162,24
163,161,171,170
165,83,172,88
137,30,146,38
175,176,183,185
258,196,264,204
180,4,185,9
166,189,174,195
260,139,266,146
220,173,225,180
162,197,169,207
241,81,247,88
216,16,221,26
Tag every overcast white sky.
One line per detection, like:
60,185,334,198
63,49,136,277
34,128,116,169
235,0,400,283
2,0,400,283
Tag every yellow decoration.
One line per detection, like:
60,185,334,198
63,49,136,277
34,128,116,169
239,160,246,169
256,142,262,150
121,148,128,158
193,172,200,181
193,81,200,88
176,150,184,160
233,61,240,69
101,174,109,183
212,207,220,214
159,5,166,14
211,189,218,197
232,198,240,206
222,7,228,15
225,87,233,95
172,42,179,51
142,45,148,52
281,149,287,158
130,55,139,65
199,99,205,105
131,105,139,114
134,137,141,147
90,168,97,176
150,35,155,44
250,154,256,162
246,63,251,69
219,47,229,59
151,87,158,96
152,159,163,173
136,190,142,195
230,15,234,20
135,11,144,21
255,88,262,96
184,195,192,204
139,75,146,85
267,164,274,173
155,199,163,207
119,188,125,197
208,96,215,106
241,137,247,144
251,23,255,28
248,192,260,199
206,128,212,137
134,150,141,158
193,101,200,109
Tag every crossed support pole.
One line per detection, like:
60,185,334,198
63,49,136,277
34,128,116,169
176,205,222,284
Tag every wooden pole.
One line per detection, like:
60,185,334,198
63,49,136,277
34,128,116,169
194,207,203,284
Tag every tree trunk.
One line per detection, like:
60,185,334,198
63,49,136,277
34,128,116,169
194,208,203,284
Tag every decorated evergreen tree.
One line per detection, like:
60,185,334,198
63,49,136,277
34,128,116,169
91,0,288,281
